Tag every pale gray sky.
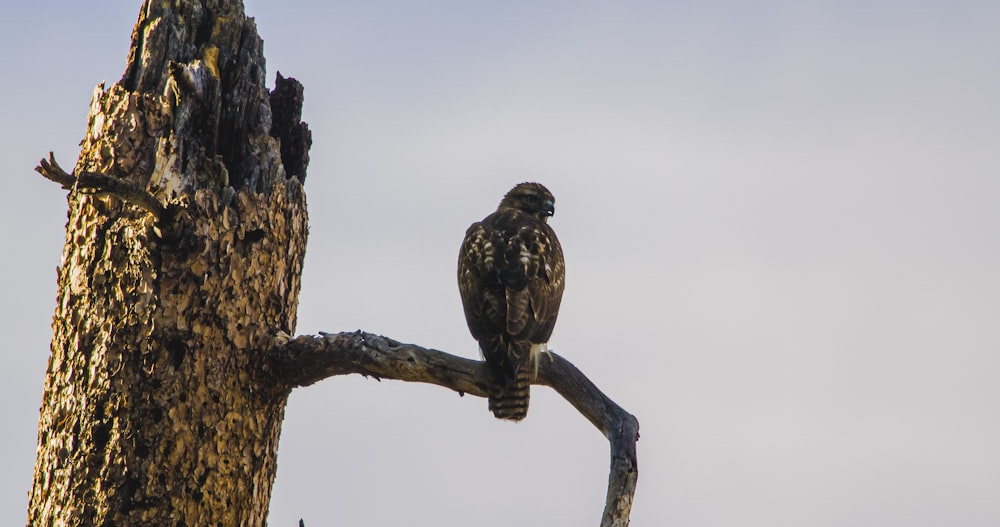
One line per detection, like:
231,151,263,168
2,1,999,526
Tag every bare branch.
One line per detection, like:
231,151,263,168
35,152,166,219
268,330,639,527
539,352,640,527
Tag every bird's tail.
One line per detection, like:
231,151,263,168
488,364,531,421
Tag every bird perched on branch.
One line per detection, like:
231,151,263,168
458,182,565,421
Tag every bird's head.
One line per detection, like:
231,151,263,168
498,182,556,221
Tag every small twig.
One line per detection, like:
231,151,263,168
35,153,76,188
35,152,166,219
269,330,639,527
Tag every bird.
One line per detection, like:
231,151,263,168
458,182,565,421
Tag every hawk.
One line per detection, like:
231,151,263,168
458,182,565,421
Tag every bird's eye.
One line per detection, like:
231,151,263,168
524,195,537,203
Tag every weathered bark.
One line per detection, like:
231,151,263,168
28,1,309,525
30,1,639,526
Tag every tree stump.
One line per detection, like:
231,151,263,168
29,1,310,524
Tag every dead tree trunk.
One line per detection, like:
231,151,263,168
30,2,638,526
29,1,309,525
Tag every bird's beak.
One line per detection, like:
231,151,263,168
543,200,555,217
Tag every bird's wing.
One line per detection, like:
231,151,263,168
458,221,505,342
506,223,565,341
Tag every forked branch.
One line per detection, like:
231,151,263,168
268,331,639,527
34,152,166,219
